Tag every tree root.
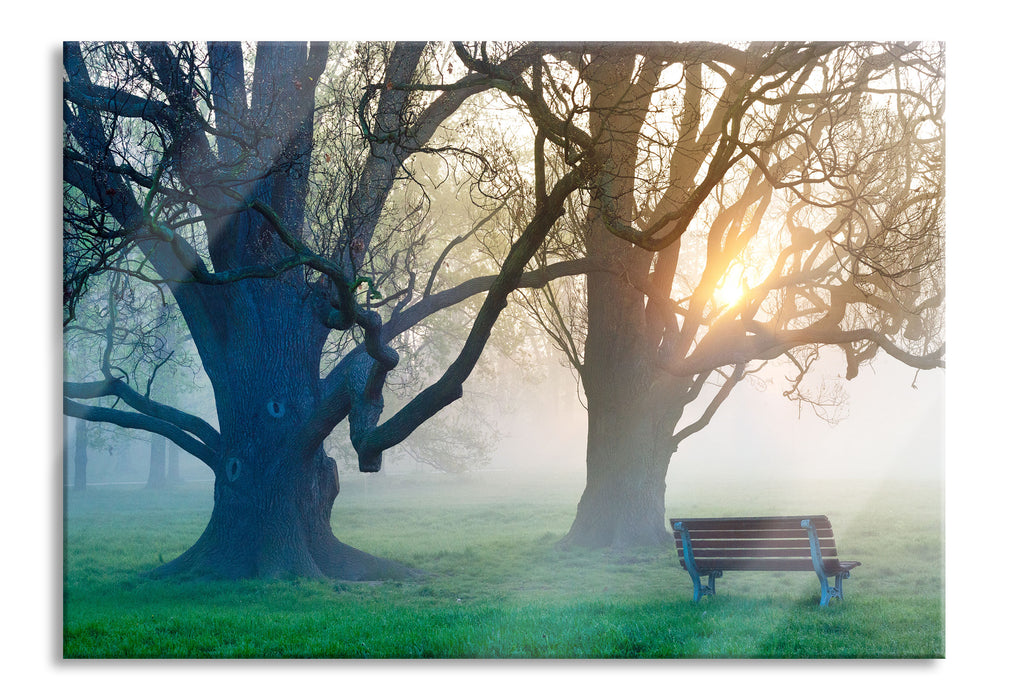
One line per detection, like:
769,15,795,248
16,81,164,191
147,526,419,581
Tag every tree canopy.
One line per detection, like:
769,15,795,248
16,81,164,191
385,41,945,546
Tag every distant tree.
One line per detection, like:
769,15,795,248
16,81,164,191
64,262,203,490
63,41,592,579
146,434,167,489
463,41,945,546
73,418,88,492
167,441,183,484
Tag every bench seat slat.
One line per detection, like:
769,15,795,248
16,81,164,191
675,537,836,549
670,516,830,531
674,528,833,539
689,558,858,575
685,546,839,558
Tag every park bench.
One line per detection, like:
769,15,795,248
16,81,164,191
670,515,861,607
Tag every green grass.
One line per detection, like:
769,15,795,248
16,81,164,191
63,472,943,658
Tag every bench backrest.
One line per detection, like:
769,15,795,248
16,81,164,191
671,515,837,573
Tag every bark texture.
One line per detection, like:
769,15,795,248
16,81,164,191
147,274,415,579
151,447,411,580
563,208,681,548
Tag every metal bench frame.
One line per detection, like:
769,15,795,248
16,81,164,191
672,516,859,607
801,518,853,606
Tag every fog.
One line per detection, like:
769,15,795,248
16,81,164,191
673,355,943,483
66,346,942,491
479,352,943,485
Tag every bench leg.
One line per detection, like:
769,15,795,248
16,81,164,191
817,571,851,607
803,520,853,607
690,570,722,602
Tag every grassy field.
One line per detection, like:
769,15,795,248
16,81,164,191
63,471,943,658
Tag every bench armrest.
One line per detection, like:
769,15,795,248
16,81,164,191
672,521,696,568
673,521,720,602
801,519,829,580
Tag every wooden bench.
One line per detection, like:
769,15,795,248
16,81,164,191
670,515,861,607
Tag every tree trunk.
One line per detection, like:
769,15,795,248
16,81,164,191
73,418,88,492
167,441,183,484
561,54,677,549
146,434,167,489
64,42,424,581
151,285,414,581
63,417,71,489
150,440,412,580
563,399,675,548
561,247,678,548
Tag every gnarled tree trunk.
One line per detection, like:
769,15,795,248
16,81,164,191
62,40,593,579
151,281,413,580
151,443,410,580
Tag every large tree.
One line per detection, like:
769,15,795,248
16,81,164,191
62,41,592,579
454,41,945,547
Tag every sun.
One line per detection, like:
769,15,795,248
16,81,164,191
713,264,748,310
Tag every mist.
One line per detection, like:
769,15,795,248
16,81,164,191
372,347,944,488
673,355,944,483
65,341,942,504
497,356,941,482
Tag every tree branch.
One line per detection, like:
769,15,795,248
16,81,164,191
670,364,746,448
64,378,220,452
63,397,218,468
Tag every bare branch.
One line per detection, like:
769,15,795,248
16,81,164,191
64,377,220,451
63,397,218,468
